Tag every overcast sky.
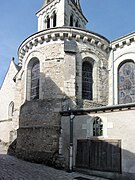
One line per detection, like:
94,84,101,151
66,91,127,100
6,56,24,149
0,0,135,87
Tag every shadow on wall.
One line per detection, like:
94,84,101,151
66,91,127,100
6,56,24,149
7,74,76,167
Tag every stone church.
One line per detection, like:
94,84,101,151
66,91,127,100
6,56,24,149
0,0,135,179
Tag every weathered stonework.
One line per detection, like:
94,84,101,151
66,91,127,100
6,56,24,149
16,99,61,163
15,24,110,163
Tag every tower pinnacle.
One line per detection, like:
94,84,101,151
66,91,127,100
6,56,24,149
37,0,88,31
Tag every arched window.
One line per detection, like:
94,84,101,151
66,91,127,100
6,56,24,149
70,14,73,26
47,16,50,28
52,12,57,27
27,58,40,100
118,60,135,104
93,117,103,136
82,61,93,100
31,62,40,100
8,101,14,119
75,20,79,27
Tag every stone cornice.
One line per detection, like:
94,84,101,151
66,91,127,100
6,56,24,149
111,32,135,51
18,27,110,66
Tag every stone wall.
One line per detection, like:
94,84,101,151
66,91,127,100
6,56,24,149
16,100,61,164
76,39,110,107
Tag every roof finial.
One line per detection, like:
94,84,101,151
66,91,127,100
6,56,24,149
11,57,15,62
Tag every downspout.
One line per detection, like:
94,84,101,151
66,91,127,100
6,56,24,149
68,109,75,172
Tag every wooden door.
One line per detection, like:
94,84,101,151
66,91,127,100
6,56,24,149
76,139,90,168
76,139,121,173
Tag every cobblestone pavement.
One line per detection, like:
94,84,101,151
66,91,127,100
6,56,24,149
0,151,109,180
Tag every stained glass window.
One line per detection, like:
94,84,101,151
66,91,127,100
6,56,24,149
82,61,93,100
31,62,40,100
118,60,135,104
93,117,103,136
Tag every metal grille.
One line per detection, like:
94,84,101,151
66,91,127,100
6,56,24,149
118,61,135,104
31,62,40,100
82,61,93,100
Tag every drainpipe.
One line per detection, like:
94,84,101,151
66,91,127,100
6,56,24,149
68,109,75,173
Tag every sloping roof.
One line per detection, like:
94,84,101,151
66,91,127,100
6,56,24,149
0,58,19,90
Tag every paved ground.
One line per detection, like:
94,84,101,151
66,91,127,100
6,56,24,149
0,151,109,180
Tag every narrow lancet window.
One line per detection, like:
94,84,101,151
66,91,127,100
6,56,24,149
53,12,57,27
27,58,40,101
70,14,74,26
82,61,93,100
31,62,40,100
75,20,79,27
47,16,50,28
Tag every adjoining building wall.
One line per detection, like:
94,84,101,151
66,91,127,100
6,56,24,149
0,60,18,120
61,107,135,179
0,60,18,144
109,32,135,105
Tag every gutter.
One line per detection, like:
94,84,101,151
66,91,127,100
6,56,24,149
60,103,135,116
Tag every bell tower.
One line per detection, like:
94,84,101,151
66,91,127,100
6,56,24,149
36,0,88,31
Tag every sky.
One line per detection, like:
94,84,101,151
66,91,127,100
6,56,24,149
1,0,135,87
